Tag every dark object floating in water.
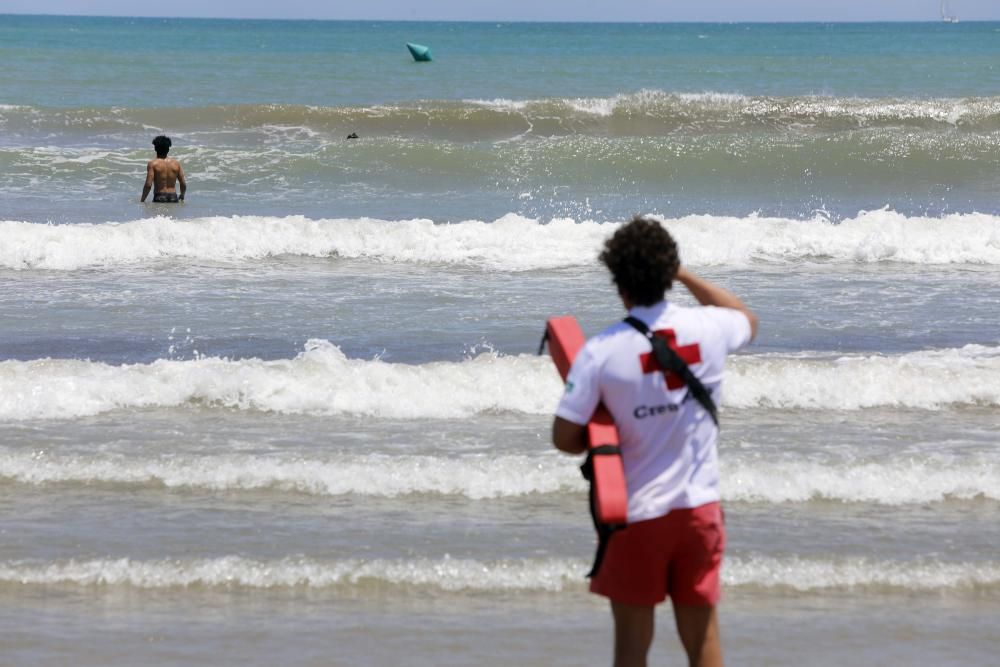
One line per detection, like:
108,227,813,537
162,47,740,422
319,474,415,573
346,132,359,139
406,43,432,62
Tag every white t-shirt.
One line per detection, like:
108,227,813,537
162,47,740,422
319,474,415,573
555,300,752,523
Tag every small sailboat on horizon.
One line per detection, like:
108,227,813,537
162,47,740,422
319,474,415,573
940,0,959,23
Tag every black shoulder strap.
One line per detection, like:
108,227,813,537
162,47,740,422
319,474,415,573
623,316,719,426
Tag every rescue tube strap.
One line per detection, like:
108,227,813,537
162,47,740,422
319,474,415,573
580,447,626,578
623,316,719,426
536,328,550,356
586,444,620,458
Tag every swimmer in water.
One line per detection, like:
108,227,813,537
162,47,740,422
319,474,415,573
140,135,187,203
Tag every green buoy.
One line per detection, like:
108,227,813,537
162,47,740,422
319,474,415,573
406,43,433,62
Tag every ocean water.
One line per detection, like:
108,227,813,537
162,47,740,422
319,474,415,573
1,15,999,666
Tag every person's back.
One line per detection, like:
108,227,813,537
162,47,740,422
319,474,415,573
552,216,758,667
575,300,750,520
140,135,186,203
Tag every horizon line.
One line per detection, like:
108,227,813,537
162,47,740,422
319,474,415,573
1,12,995,24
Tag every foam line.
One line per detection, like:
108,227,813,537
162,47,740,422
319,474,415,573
2,342,1000,421
4,93,1000,133
1,554,995,594
2,450,996,505
3,210,1000,271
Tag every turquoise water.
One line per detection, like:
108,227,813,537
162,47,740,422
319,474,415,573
2,17,1000,107
2,15,1000,667
3,16,1000,222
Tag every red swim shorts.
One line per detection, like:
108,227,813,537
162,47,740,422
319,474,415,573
589,501,725,607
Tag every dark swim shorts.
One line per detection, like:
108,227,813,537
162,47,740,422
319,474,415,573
153,192,180,203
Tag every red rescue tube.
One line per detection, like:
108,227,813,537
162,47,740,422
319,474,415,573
545,316,628,525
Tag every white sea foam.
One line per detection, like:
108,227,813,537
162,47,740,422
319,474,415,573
724,555,1000,593
565,95,620,116
569,90,747,116
3,210,1000,271
0,555,584,592
672,210,1000,266
40,148,123,165
721,458,1000,505
1,449,996,505
2,343,1000,422
0,451,581,499
0,340,557,421
0,214,606,272
724,344,1000,410
676,91,749,105
464,98,530,111
458,90,1000,125
1,555,995,594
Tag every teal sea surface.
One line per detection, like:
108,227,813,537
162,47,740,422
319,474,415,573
2,17,1000,221
4,16,1000,105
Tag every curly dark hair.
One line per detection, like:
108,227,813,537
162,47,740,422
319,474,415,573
152,135,172,157
599,216,680,306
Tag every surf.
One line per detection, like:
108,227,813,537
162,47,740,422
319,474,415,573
4,93,1000,137
1,448,997,505
1,341,1000,420
2,554,996,595
4,210,1000,272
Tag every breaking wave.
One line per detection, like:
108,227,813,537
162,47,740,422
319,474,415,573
3,342,1000,421
2,554,996,595
4,93,1000,138
1,449,996,505
0,451,581,500
3,210,1000,271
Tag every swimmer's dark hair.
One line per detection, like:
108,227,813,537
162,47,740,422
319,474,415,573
152,135,172,157
599,216,680,306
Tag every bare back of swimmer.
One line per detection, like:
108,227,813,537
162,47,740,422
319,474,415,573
141,135,187,203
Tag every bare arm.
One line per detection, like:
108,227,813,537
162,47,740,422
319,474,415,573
177,162,187,200
552,416,588,455
140,161,154,202
676,267,759,340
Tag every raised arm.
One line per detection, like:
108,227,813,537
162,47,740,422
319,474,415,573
140,161,154,202
676,267,759,340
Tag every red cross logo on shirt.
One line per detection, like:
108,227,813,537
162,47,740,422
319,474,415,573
639,329,702,390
